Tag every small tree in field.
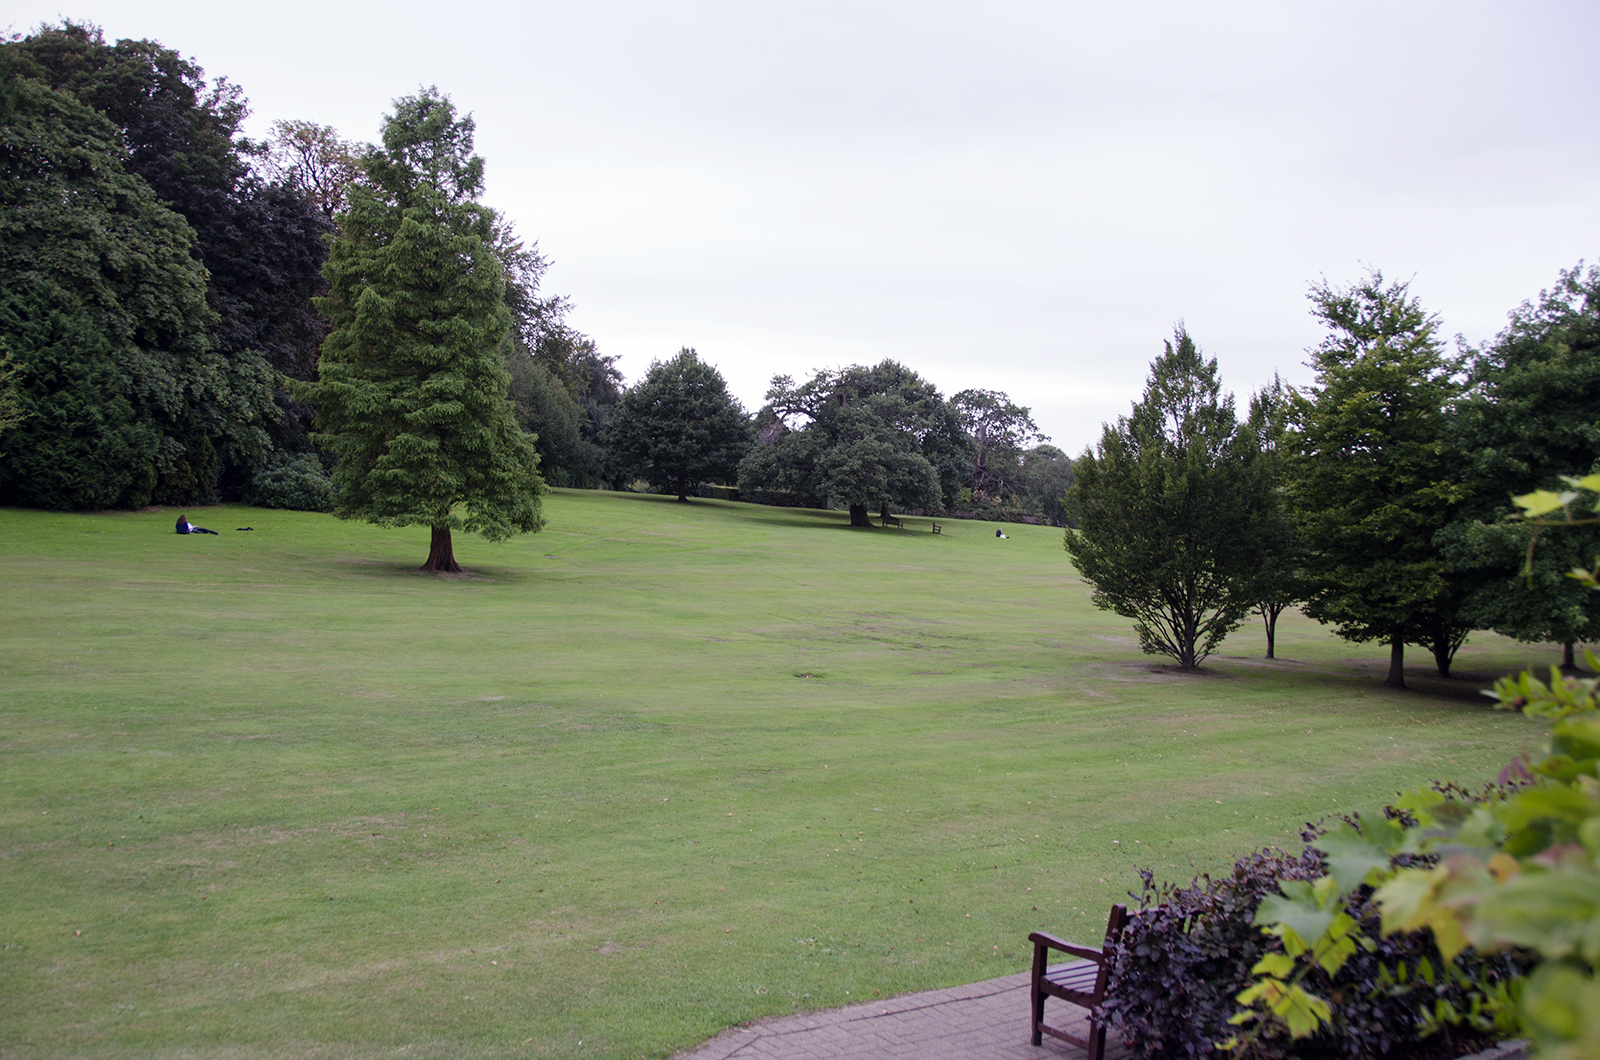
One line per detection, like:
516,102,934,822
602,348,751,501
1245,376,1303,659
1066,327,1270,669
298,89,544,572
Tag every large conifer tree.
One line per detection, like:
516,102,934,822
300,89,544,572
1285,273,1468,686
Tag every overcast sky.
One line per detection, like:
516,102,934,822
9,1,1598,452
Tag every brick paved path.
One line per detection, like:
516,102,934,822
672,970,1129,1060
671,971,1531,1060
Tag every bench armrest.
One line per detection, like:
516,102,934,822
1028,931,1105,963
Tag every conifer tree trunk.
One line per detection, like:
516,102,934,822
1564,641,1576,670
880,501,892,525
422,526,462,573
1386,636,1406,688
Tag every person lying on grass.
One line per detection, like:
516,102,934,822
175,515,219,535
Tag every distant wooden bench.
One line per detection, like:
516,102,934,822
881,514,904,530
1028,903,1129,1059
931,522,942,535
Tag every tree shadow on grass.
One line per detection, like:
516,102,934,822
1213,652,1545,707
561,489,852,530
328,556,531,585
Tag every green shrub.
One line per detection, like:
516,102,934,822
251,453,333,512
1108,836,1527,1059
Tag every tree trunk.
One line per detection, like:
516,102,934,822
677,478,690,503
1262,605,1278,659
880,501,892,525
1432,640,1453,678
1431,625,1468,677
1564,641,1576,670
1385,636,1406,689
422,525,463,573
849,503,869,527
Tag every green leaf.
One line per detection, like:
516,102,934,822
1256,891,1336,947
1272,983,1333,1039
1515,489,1577,517
1252,953,1296,978
1560,473,1600,495
1316,822,1396,891
1472,869,1600,960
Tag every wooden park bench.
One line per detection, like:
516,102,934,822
881,514,905,530
931,522,942,535
1028,903,1129,1059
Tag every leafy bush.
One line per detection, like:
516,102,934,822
1105,845,1322,1058
1107,836,1527,1059
251,452,334,512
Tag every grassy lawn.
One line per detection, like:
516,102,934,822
0,490,1549,1059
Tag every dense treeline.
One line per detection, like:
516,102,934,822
0,22,612,512
0,21,1064,523
1068,267,1600,682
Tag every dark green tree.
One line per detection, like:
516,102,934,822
1016,444,1075,526
1065,327,1269,669
493,220,615,488
9,22,334,485
0,57,276,510
949,389,1047,506
602,348,751,501
1285,273,1469,687
297,89,544,573
740,361,969,525
1446,263,1600,666
504,352,594,488
1245,375,1303,659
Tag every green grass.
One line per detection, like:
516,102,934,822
0,491,1550,1058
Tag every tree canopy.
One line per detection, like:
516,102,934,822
950,388,1047,506
602,348,750,501
1285,273,1468,686
0,53,277,510
296,89,544,572
1445,264,1600,662
1244,375,1303,658
740,361,969,526
1065,327,1269,669
3,21,332,497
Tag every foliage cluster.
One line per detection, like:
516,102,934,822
0,22,329,507
1108,839,1526,1060
602,348,752,501
1230,478,1600,1060
738,361,972,526
250,452,334,512
1066,265,1600,680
